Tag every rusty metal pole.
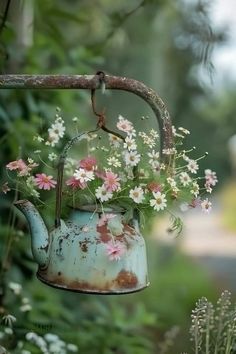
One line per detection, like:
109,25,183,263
0,74,173,152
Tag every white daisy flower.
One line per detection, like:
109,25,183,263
48,152,57,161
124,151,141,166
109,134,122,147
148,150,159,161
45,132,60,147
48,121,65,138
179,172,191,186
187,159,199,174
201,198,212,213
95,185,113,202
107,157,121,168
129,186,145,204
127,129,136,137
150,191,167,211
74,168,94,183
124,136,137,151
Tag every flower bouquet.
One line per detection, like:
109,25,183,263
3,108,217,235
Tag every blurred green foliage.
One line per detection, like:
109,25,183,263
0,0,233,352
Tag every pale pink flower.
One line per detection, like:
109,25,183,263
205,169,218,187
98,213,116,227
66,176,87,190
116,115,134,133
105,240,126,261
80,156,97,171
6,159,27,172
34,173,57,190
103,171,120,192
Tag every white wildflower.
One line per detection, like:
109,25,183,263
139,132,156,147
178,127,190,135
205,169,218,186
107,157,121,168
44,333,59,342
148,150,159,162
95,185,113,202
124,136,137,151
48,153,57,161
67,343,79,352
8,282,22,295
49,122,65,138
129,186,145,204
72,117,78,122
179,172,191,186
191,181,200,197
124,151,140,166
150,129,159,138
2,315,16,327
74,168,94,183
20,304,32,312
33,135,44,143
187,159,199,174
167,177,177,189
201,198,212,213
109,134,122,147
150,192,167,211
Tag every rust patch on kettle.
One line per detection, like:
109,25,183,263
116,270,138,288
96,224,111,243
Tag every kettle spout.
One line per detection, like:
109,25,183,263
14,200,50,268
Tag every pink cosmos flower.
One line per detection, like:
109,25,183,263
103,171,120,192
80,156,97,171
34,173,57,190
6,159,29,175
6,159,26,171
98,213,116,227
105,240,126,261
66,176,87,190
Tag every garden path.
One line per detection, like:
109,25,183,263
181,210,236,291
153,208,236,291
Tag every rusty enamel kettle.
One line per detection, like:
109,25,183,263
15,132,149,294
